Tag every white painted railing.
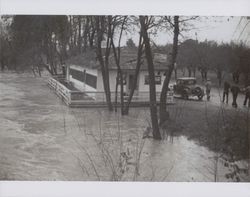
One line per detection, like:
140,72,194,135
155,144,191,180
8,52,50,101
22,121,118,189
48,77,174,106
48,77,72,105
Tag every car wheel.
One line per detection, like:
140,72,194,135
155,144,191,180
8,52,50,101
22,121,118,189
194,87,203,100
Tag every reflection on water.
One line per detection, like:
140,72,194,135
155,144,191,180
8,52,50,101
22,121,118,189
0,73,248,181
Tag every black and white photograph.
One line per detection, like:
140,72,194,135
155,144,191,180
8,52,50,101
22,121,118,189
0,0,250,196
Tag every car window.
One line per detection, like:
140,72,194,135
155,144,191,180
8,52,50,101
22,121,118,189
188,80,196,85
177,79,196,85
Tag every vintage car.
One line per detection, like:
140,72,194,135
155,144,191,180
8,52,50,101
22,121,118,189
173,77,204,100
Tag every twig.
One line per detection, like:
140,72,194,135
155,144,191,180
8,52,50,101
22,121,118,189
72,137,101,181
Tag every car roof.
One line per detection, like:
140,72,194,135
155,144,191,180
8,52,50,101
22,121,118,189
177,77,196,80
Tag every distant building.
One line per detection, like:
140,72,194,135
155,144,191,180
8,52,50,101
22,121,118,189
65,47,170,98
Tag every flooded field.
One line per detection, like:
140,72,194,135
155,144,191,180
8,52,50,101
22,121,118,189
0,72,249,181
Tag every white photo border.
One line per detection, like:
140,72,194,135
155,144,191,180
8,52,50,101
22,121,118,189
0,0,250,197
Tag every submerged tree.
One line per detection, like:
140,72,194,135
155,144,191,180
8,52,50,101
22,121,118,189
123,26,145,115
110,16,128,114
159,16,180,125
140,16,161,140
95,16,114,111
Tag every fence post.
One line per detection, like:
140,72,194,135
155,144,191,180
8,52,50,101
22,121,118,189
68,90,71,105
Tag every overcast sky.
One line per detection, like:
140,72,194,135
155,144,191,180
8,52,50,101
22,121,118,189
1,15,248,46
122,16,246,46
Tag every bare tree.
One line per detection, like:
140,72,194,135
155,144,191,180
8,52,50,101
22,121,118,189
158,16,200,125
123,32,145,115
139,16,161,140
159,16,180,125
95,16,113,111
110,16,128,114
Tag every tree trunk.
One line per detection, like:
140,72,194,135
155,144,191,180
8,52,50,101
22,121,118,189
140,16,161,140
69,16,73,51
159,71,170,124
37,65,42,77
89,17,96,48
112,56,125,114
0,59,4,71
95,16,113,111
159,16,180,125
83,17,90,51
78,16,82,53
123,33,144,115
110,16,127,115
188,68,192,77
115,75,119,112
103,16,113,111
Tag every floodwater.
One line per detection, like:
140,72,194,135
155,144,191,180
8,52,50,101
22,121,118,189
0,72,248,181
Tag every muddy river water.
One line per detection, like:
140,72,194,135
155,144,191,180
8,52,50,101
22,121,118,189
0,73,248,181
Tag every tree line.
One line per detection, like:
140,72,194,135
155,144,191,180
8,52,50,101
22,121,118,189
177,39,250,85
